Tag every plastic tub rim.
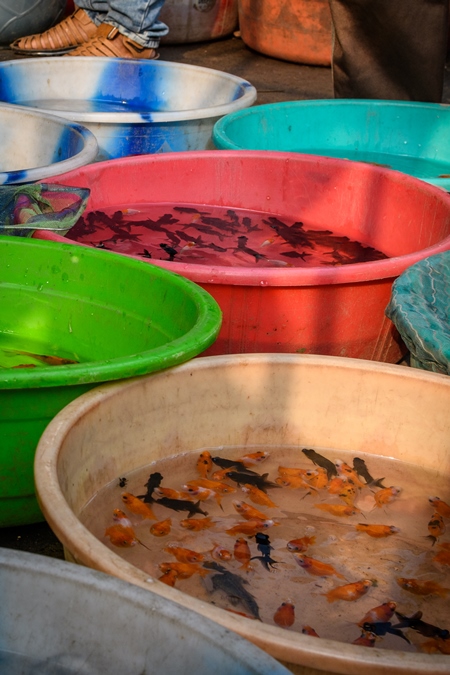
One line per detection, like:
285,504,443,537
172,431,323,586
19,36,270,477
0,236,222,390
0,102,98,184
0,57,257,124
37,149,450,287
34,353,450,675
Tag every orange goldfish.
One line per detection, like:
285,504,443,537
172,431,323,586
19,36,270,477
326,476,349,495
196,450,213,478
428,496,450,519
150,518,172,537
233,500,268,521
239,451,270,466
276,475,313,490
292,554,346,579
211,543,232,561
112,508,132,528
159,561,208,579
352,630,377,647
305,468,328,489
104,524,139,548
396,577,449,598
427,511,445,545
180,517,215,531
5,349,78,366
182,484,221,507
273,602,295,628
337,484,357,507
278,466,310,477
164,545,204,564
302,626,320,637
358,601,397,626
286,535,316,552
355,524,400,538
121,492,157,520
314,503,360,517
234,537,252,570
241,484,277,508
211,468,233,481
420,637,450,655
373,486,401,508
225,519,276,537
324,579,372,603
433,542,450,566
186,478,236,496
159,570,179,586
335,460,366,488
153,487,193,501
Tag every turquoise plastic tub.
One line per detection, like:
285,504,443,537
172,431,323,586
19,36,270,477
213,100,450,190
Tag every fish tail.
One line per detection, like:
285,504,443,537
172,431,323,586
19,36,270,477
426,535,437,546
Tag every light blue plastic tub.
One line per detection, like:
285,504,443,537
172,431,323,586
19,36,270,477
0,57,257,161
213,99,450,190
0,103,98,184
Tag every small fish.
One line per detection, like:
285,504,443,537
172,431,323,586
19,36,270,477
302,448,337,480
159,561,208,579
362,621,410,644
196,450,213,478
427,511,446,545
239,451,270,466
293,554,346,579
324,580,372,603
150,518,172,537
4,349,78,366
227,471,280,493
235,235,266,262
394,610,450,640
153,487,193,501
251,532,279,571
155,497,208,518
211,456,250,472
429,496,450,519
286,535,316,552
164,545,204,564
420,637,450,655
373,486,401,508
275,475,313,490
159,570,179,586
277,466,310,478
396,578,450,598
352,630,377,647
335,460,366,488
183,485,222,507
233,500,268,521
355,524,400,538
211,543,232,561
352,457,386,488
225,519,276,537
358,601,397,626
234,537,253,570
180,517,215,531
241,484,277,508
104,524,139,548
203,561,261,620
314,503,360,517
337,484,358,507
211,468,234,481
273,602,295,628
433,542,450,566
302,626,320,637
159,242,178,261
304,468,328,489
121,492,157,520
117,477,128,488
326,476,349,495
112,508,132,528
138,472,163,503
186,478,236,496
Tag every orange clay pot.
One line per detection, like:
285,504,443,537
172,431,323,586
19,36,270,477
238,0,332,66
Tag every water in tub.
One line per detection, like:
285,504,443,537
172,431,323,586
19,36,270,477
65,203,388,268
81,446,450,654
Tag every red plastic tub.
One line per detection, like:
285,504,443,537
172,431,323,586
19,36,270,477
35,151,450,362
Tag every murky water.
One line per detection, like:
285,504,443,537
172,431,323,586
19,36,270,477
81,446,450,653
66,203,388,268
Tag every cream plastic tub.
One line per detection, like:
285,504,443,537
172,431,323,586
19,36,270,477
35,354,450,675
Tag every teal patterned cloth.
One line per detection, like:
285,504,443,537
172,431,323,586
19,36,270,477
386,252,450,374
0,184,90,238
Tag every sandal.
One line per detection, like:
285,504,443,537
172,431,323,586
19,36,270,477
67,24,159,59
10,8,97,55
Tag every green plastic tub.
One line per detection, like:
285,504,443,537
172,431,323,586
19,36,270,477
0,237,221,528
212,100,450,190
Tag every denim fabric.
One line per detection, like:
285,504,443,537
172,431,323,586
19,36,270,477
76,0,168,47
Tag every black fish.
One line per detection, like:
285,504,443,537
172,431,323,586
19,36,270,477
173,206,209,215
235,235,266,262
352,457,386,488
118,477,128,488
138,249,152,259
138,471,163,503
394,611,450,640
280,251,312,260
226,471,280,493
302,448,337,480
211,456,257,473
160,242,178,261
200,215,239,234
155,497,208,518
203,561,261,620
264,217,315,250
362,622,410,644
251,533,279,571
242,216,262,233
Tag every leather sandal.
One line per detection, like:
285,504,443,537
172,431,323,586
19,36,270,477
10,8,97,55
67,24,159,59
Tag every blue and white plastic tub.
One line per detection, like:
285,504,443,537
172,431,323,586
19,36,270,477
0,57,257,161
0,102,98,184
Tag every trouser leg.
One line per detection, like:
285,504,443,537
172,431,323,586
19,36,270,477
328,0,449,101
